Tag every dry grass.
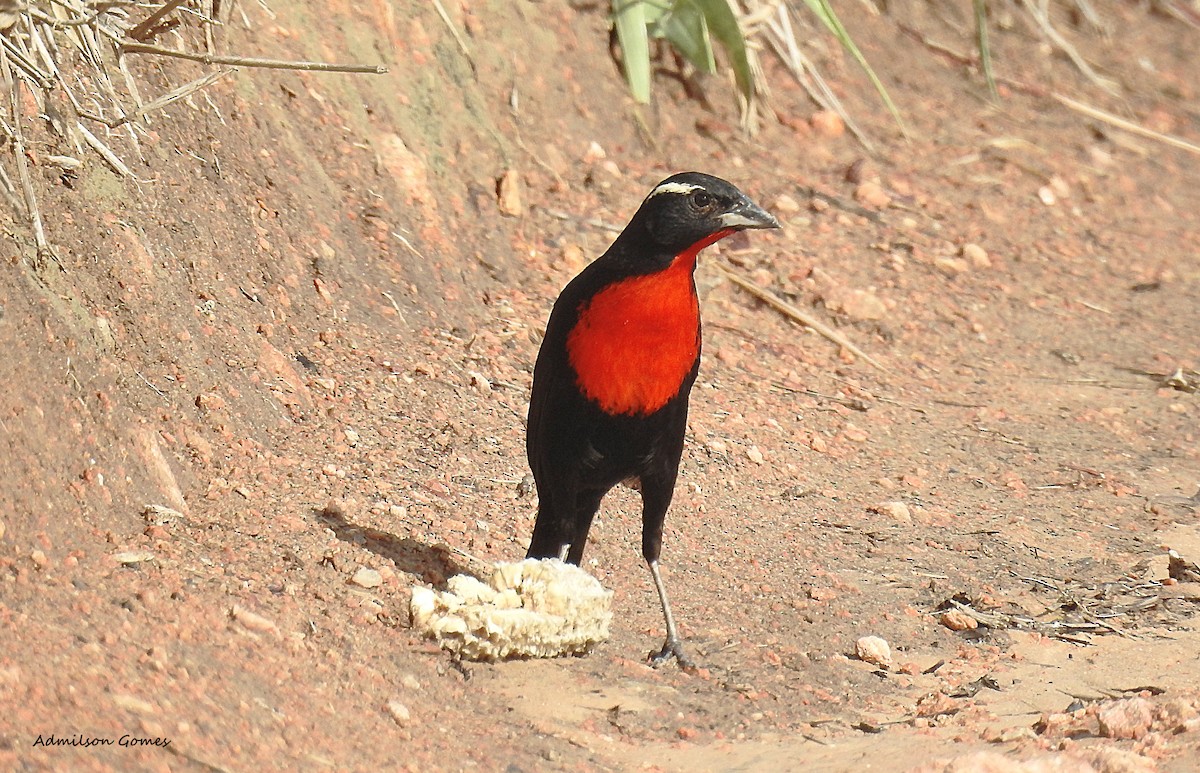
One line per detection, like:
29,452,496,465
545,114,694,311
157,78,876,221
0,0,384,266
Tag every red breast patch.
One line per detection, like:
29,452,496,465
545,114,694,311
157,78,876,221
566,231,729,416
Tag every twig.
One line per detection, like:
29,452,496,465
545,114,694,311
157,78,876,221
1,46,54,264
761,4,873,151
380,290,407,325
131,67,234,122
0,36,56,89
1019,0,1118,94
128,0,188,42
717,266,887,371
135,370,167,398
76,122,133,176
120,41,388,74
1053,93,1200,157
391,231,426,260
430,0,474,72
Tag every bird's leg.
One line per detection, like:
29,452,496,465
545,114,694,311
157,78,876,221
646,559,696,670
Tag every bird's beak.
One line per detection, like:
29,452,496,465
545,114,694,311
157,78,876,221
719,198,781,231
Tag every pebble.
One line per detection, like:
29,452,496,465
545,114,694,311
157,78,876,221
940,609,979,631
31,550,48,569
497,169,523,217
934,256,970,276
400,674,422,690
231,604,280,636
1098,697,1153,740
855,635,892,668
746,446,765,465
773,193,801,214
376,133,436,209
838,289,887,321
352,567,383,588
583,141,606,162
386,699,412,726
810,110,845,138
871,501,912,523
344,428,360,447
0,518,5,540
1156,697,1199,730
113,694,157,715
143,505,183,526
962,243,990,268
1038,185,1057,206
854,181,891,209
113,550,156,565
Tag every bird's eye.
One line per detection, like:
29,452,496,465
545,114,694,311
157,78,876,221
690,190,715,209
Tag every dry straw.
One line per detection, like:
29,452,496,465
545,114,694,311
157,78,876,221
0,0,385,266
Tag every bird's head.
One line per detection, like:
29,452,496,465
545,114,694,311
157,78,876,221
612,172,780,268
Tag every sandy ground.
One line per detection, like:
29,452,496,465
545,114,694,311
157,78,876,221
1,0,1199,770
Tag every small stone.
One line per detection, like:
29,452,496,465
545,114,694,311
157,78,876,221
962,243,990,268
773,193,801,214
1038,185,1057,206
842,424,868,443
1156,697,1199,730
854,180,891,209
940,609,979,631
0,519,5,541
113,694,157,715
468,372,491,393
838,289,887,321
352,567,383,589
934,256,970,276
855,635,892,668
313,278,333,304
343,428,360,447
583,141,606,162
810,110,845,138
1098,697,1153,740
400,674,422,690
113,550,156,565
746,446,765,465
560,243,586,272
676,726,699,740
497,169,523,217
871,501,911,523
31,550,48,569
143,505,183,526
377,134,437,209
705,438,728,454
231,605,280,636
386,699,412,726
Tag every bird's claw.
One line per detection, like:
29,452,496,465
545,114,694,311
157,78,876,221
649,638,697,671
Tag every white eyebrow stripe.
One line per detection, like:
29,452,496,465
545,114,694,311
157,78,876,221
647,181,702,198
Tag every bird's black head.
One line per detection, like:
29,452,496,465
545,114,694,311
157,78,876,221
606,172,780,270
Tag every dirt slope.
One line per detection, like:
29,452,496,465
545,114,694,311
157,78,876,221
2,0,1199,770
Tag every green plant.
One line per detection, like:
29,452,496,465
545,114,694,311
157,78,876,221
611,0,754,106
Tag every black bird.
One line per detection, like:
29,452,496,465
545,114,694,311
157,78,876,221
525,172,779,666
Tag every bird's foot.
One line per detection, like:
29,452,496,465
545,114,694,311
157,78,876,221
648,638,697,671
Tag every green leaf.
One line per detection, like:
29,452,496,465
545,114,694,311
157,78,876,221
657,0,717,75
973,0,999,100
612,0,652,103
692,0,753,103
